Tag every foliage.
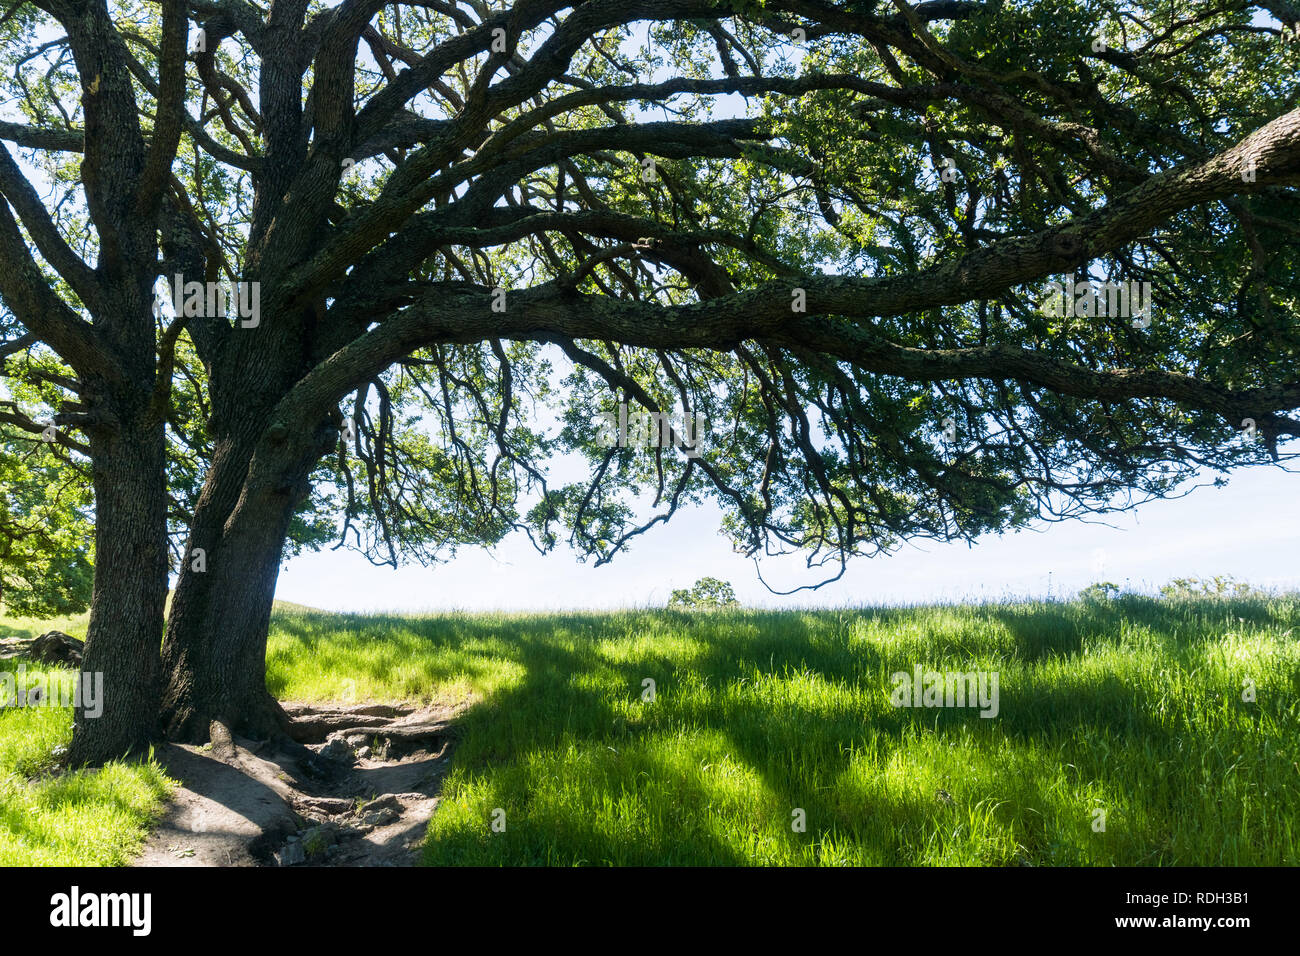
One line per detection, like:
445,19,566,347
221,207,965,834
0,0,1296,594
667,576,741,609
1160,575,1266,600
0,424,93,617
1079,581,1121,602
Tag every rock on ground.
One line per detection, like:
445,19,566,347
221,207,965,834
26,630,84,666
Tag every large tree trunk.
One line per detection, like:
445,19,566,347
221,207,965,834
65,416,168,766
159,416,333,743
158,504,293,743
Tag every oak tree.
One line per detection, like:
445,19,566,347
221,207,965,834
0,0,1296,764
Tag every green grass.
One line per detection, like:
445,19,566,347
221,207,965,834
264,595,1300,866
4,596,1297,865
0,610,90,643
0,610,173,865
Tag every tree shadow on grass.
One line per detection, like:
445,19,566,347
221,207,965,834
266,605,1277,865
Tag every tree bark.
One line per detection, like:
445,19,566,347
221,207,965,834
65,414,168,766
158,522,292,743
160,447,286,741
159,416,333,743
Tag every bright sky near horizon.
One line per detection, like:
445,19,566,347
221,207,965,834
275,459,1300,612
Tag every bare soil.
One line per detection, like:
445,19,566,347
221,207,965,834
133,698,469,867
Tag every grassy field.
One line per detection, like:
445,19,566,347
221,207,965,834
3,595,1298,865
0,614,173,866
265,595,1300,866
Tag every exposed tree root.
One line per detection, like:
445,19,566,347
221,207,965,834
134,695,471,867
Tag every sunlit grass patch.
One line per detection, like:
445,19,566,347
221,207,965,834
400,598,1300,865
0,658,173,867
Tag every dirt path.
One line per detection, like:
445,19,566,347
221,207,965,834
134,699,469,867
